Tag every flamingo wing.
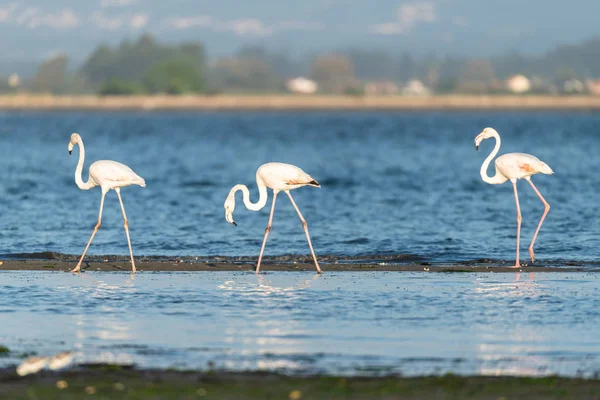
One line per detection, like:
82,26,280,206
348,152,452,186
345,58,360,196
495,153,553,179
259,162,319,190
90,160,146,187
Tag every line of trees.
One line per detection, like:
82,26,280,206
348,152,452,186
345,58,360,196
7,35,600,95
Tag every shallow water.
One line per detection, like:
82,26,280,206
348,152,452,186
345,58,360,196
1,271,599,377
0,110,599,264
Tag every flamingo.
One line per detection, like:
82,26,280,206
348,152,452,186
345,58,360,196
68,133,145,273
224,162,322,274
475,127,553,268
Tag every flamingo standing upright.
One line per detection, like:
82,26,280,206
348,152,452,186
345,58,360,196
224,162,322,274
475,127,553,268
68,133,146,273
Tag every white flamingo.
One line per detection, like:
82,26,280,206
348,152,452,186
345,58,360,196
475,127,553,268
224,162,322,274
68,133,145,273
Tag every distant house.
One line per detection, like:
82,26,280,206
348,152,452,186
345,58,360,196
562,79,584,93
402,80,431,95
364,81,399,95
7,73,20,88
586,79,600,95
506,75,531,94
286,77,318,94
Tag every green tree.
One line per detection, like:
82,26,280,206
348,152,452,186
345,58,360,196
310,54,356,93
80,35,207,92
210,54,280,93
456,59,496,94
142,59,204,94
98,79,146,95
31,54,69,93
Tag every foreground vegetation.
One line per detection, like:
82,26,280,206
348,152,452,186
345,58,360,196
1,367,600,400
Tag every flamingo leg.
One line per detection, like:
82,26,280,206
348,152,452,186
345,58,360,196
525,178,550,263
73,190,107,273
116,189,136,273
256,191,278,274
511,180,522,268
286,191,322,274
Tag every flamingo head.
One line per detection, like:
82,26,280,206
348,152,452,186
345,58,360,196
474,127,498,150
68,133,81,155
224,197,237,226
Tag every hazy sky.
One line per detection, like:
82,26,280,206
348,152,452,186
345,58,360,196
0,0,599,60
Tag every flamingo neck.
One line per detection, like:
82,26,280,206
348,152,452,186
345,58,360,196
74,139,95,190
228,179,268,212
480,131,507,185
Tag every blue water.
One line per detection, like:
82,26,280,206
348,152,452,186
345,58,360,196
0,110,599,264
1,271,599,377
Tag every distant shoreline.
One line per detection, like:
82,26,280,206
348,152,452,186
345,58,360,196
2,94,600,110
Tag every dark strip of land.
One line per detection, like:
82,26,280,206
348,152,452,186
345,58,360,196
2,94,600,110
1,367,599,399
0,260,595,272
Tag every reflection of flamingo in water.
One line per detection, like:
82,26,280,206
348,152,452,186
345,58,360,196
224,162,322,274
68,133,146,273
256,273,322,294
475,127,553,268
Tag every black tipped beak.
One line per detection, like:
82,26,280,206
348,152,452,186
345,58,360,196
475,144,479,151
69,150,72,155
232,221,237,227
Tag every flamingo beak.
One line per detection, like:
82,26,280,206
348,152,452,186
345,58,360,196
225,211,237,226
474,134,484,150
69,150,72,155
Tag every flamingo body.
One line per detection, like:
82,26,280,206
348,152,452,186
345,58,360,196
257,162,320,191
88,160,146,190
494,153,553,182
224,162,322,273
475,127,553,267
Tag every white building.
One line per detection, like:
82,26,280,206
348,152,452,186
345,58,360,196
8,73,20,88
506,75,531,94
402,80,430,95
286,77,318,94
563,79,584,93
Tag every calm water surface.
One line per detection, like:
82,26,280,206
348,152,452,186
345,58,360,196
0,110,599,264
1,271,599,377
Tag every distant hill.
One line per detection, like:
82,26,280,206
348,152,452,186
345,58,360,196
1,0,599,67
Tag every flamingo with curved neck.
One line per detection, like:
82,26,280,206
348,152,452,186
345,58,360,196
224,162,322,274
68,133,146,273
474,127,553,268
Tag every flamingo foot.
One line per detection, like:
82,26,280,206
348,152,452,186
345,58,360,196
528,247,535,263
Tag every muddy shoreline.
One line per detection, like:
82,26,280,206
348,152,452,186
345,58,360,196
0,259,596,272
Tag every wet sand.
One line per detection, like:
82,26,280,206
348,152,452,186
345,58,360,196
0,259,596,272
1,367,599,399
2,94,600,110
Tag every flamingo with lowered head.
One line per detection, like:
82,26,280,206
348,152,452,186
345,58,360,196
68,133,145,273
475,127,553,268
224,162,322,274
